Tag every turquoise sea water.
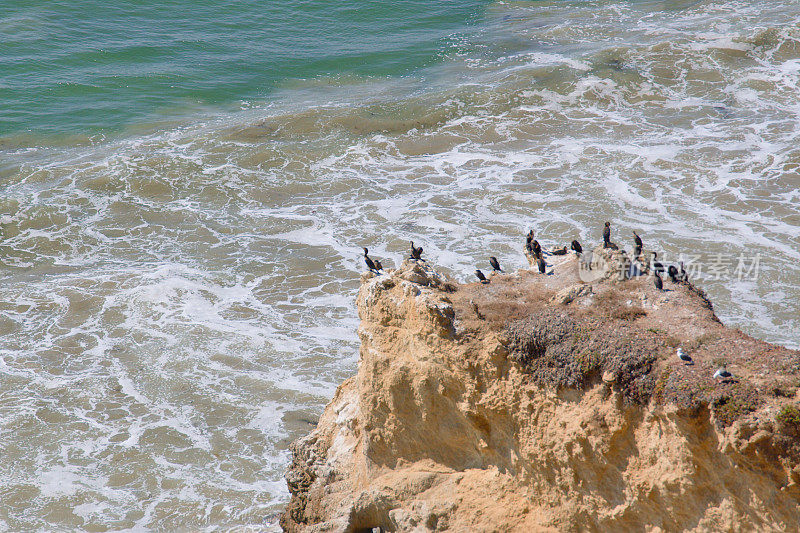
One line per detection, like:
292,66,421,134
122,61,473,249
1,0,486,138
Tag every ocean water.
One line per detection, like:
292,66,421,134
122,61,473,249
2,0,800,530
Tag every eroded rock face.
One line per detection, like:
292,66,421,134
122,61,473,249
281,256,800,533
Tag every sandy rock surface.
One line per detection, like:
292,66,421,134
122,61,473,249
281,252,800,532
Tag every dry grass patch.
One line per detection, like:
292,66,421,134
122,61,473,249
594,287,647,321
450,274,554,332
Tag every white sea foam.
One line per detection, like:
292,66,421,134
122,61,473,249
2,0,800,529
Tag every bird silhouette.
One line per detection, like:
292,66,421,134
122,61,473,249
410,241,424,261
668,265,679,283
654,271,663,290
603,222,611,248
363,247,378,272
537,256,546,274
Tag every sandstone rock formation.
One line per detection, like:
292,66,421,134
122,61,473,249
281,249,800,532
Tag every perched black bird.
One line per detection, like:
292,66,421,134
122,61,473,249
374,259,383,271
363,247,378,272
489,256,503,272
679,261,688,282
667,265,679,283
531,239,541,258
633,231,644,250
654,271,663,291
571,240,583,254
410,241,424,261
602,221,611,248
525,232,534,254
551,246,568,255
650,252,665,274
475,269,489,283
537,255,546,274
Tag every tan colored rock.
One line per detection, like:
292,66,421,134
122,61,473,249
281,257,800,533
551,283,592,305
601,370,617,384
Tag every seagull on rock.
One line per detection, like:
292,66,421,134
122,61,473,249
677,347,692,365
713,367,733,382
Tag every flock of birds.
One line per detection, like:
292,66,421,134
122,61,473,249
363,222,689,288
361,222,735,383
474,222,691,289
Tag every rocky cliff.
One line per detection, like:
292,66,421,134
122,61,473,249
281,248,800,532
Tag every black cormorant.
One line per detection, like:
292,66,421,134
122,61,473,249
537,256,546,274
650,252,664,274
602,222,611,248
571,240,583,254
531,239,541,257
410,241,423,261
654,271,663,291
525,231,534,253
363,247,378,272
489,256,502,272
475,269,489,283
667,265,679,283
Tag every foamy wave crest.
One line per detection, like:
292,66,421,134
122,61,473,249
2,0,800,529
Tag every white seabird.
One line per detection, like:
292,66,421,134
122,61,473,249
677,347,692,365
713,367,733,381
